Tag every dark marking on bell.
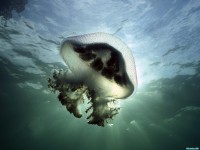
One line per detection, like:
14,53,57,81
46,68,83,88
86,43,117,52
74,46,86,53
91,58,103,71
114,74,123,85
80,53,96,61
122,73,128,85
106,51,120,73
86,43,103,51
114,73,129,85
101,67,113,79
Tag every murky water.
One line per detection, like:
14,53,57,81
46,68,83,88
0,0,200,150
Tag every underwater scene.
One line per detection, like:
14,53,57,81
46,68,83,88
0,0,200,150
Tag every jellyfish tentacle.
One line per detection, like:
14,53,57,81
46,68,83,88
48,69,121,126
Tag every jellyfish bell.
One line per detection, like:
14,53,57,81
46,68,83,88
61,33,137,97
48,32,137,126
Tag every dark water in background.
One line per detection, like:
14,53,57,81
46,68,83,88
0,0,200,150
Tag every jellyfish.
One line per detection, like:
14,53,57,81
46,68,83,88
48,32,137,127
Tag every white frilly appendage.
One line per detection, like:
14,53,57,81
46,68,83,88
48,69,120,127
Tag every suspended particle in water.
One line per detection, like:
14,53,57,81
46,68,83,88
48,32,137,127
